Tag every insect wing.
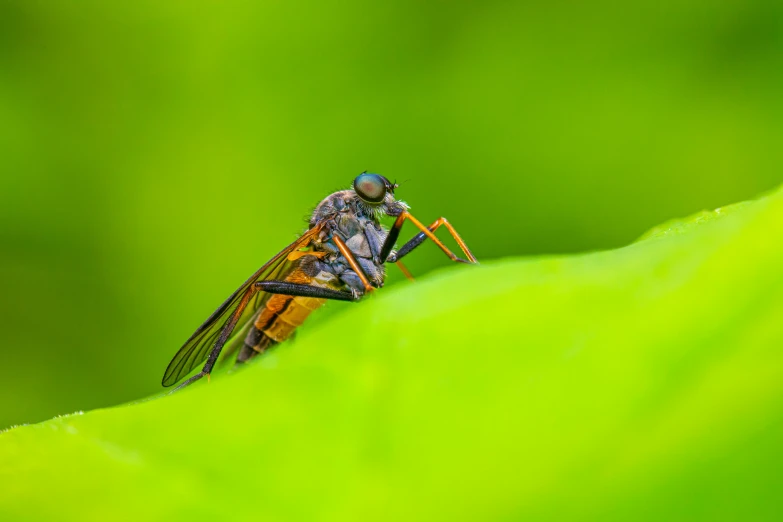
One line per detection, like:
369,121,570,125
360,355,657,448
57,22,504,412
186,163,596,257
161,225,323,387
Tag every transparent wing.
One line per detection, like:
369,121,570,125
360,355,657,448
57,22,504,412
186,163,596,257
161,226,323,387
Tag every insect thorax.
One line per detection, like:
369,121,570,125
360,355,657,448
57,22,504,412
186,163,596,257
308,190,390,290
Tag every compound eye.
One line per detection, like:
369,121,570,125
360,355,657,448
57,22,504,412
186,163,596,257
353,173,387,203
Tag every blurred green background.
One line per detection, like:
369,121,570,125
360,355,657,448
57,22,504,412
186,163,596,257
0,0,781,429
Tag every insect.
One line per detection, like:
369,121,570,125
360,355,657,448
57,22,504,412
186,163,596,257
162,172,477,390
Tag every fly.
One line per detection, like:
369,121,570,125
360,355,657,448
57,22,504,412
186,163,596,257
162,172,477,390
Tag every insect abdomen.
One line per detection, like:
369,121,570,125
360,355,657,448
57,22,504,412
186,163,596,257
258,293,325,343
238,267,329,361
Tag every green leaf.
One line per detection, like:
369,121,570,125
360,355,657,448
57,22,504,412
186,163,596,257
2,186,782,522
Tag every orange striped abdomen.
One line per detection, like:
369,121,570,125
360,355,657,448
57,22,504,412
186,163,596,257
240,266,331,359
256,292,325,343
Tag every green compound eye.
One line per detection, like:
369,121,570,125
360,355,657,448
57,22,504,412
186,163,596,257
353,173,387,203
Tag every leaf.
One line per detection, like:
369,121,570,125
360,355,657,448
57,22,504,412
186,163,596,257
2,186,782,522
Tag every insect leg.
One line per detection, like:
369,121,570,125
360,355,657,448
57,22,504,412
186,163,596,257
332,235,376,293
379,213,406,263
255,281,359,301
380,212,478,264
388,229,428,262
395,260,415,281
173,283,261,392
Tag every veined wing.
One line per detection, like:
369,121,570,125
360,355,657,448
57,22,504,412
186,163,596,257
161,225,324,387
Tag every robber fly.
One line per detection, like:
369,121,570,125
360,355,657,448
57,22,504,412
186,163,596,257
162,172,477,390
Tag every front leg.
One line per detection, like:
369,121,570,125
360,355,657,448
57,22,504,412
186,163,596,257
380,212,478,264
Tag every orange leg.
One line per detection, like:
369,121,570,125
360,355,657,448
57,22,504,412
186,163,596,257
406,213,477,263
395,260,415,281
332,235,375,293
381,212,478,265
